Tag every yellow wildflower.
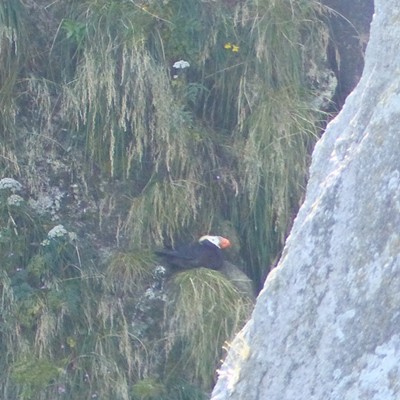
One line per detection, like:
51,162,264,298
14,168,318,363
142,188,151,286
224,42,232,49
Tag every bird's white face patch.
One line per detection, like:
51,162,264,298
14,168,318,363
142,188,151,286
199,235,221,248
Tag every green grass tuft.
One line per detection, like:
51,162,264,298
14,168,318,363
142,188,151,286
105,250,155,295
165,268,253,389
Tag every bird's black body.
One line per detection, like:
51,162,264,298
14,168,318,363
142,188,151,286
155,235,230,270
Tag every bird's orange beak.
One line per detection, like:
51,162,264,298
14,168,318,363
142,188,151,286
219,236,231,249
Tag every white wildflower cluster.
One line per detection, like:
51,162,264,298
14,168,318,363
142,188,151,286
173,60,190,69
0,178,23,193
28,187,64,220
7,194,24,207
48,224,68,239
41,224,77,246
172,59,190,79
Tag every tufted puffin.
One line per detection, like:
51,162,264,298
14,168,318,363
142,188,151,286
155,235,231,270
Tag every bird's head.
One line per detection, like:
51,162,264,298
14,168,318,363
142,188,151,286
199,235,231,249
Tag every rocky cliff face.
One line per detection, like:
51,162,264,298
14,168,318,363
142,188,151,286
212,1,400,399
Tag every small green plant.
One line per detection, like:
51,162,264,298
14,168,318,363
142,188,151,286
131,378,166,400
11,357,64,399
162,378,207,400
62,18,86,47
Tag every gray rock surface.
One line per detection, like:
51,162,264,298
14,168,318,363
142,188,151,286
211,1,400,399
